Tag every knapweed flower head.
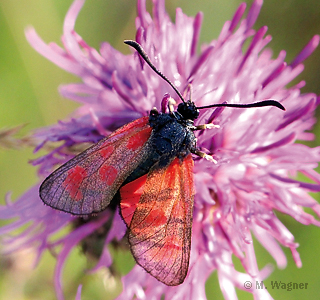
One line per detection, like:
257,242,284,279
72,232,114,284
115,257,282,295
1,0,320,299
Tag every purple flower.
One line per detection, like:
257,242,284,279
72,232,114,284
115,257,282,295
1,0,320,299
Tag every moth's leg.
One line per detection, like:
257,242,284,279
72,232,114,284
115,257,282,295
193,123,220,130
192,149,217,164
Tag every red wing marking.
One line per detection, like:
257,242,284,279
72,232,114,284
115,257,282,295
143,208,167,227
99,145,114,158
126,134,147,149
121,154,195,286
39,116,152,215
120,174,147,226
62,166,87,201
98,165,118,185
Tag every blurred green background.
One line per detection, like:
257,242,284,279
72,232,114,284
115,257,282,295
0,0,320,299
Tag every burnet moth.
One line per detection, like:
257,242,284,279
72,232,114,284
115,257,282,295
39,40,285,286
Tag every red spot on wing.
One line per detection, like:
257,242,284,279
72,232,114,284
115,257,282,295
62,165,87,201
120,174,147,226
99,165,118,185
99,145,114,158
126,127,152,150
142,209,167,227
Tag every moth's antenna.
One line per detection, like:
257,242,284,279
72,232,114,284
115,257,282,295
196,100,285,111
124,40,285,112
124,40,186,103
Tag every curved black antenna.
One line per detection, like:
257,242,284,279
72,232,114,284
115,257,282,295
124,40,186,103
124,40,285,112
196,100,285,111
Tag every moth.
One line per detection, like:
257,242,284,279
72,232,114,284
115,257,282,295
40,40,285,285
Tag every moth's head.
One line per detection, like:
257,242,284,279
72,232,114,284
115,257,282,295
177,100,199,120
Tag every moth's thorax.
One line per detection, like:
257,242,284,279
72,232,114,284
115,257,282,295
149,111,197,158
